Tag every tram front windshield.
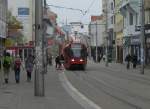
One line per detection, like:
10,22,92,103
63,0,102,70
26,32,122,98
71,48,81,57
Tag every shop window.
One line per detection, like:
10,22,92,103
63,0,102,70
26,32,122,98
129,13,133,25
111,16,113,24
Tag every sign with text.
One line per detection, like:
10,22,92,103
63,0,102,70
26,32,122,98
18,8,29,16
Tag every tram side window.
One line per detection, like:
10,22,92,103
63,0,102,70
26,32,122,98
64,47,73,58
81,48,87,58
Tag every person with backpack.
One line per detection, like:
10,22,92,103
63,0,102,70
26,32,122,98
3,52,12,83
13,55,22,83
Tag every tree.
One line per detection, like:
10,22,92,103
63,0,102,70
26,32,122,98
7,11,23,29
7,11,24,45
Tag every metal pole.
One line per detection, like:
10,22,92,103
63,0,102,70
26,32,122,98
95,22,98,62
34,0,45,96
140,0,145,74
105,1,108,67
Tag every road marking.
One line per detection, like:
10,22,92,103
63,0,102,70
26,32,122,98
59,71,102,109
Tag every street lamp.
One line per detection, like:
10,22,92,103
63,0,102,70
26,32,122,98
95,22,98,62
103,1,109,67
34,0,45,96
140,0,145,74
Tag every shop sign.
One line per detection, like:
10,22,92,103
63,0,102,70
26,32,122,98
131,37,140,45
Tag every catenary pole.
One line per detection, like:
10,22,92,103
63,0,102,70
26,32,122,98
140,0,145,74
105,0,109,67
95,22,98,62
34,0,45,96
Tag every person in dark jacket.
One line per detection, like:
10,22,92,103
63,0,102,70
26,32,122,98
125,54,131,69
132,54,138,68
55,55,61,69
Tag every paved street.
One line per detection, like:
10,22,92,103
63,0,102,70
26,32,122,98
0,60,150,109
64,60,150,109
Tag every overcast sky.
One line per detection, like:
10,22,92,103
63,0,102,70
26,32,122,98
46,0,102,25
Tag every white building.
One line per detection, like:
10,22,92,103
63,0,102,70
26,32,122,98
8,0,34,43
89,20,104,47
120,0,141,62
89,15,104,61
107,0,115,30
0,0,7,55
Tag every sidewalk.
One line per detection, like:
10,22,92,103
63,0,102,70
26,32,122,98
0,65,84,109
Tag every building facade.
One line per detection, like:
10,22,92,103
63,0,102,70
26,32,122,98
89,15,104,61
119,0,150,65
8,0,34,43
145,0,150,64
0,0,7,56
120,0,141,63
107,0,116,61
114,0,123,63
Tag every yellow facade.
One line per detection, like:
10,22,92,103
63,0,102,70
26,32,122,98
116,32,123,46
115,0,123,46
115,0,124,63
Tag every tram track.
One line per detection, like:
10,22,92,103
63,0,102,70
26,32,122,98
65,69,150,109
89,65,150,86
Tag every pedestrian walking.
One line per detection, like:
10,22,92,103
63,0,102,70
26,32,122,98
13,55,22,83
48,55,52,66
125,54,131,69
2,52,12,83
132,54,138,68
60,54,65,69
103,54,106,61
25,54,34,82
55,55,61,69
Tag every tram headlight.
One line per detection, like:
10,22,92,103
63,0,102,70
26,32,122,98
71,59,75,62
80,59,83,62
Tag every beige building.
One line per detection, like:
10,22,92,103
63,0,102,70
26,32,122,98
114,0,123,63
0,0,7,56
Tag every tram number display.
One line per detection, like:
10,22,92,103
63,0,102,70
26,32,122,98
71,44,81,48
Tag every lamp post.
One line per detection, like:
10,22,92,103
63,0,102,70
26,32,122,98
105,0,109,67
95,22,98,62
34,0,45,96
140,0,145,74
